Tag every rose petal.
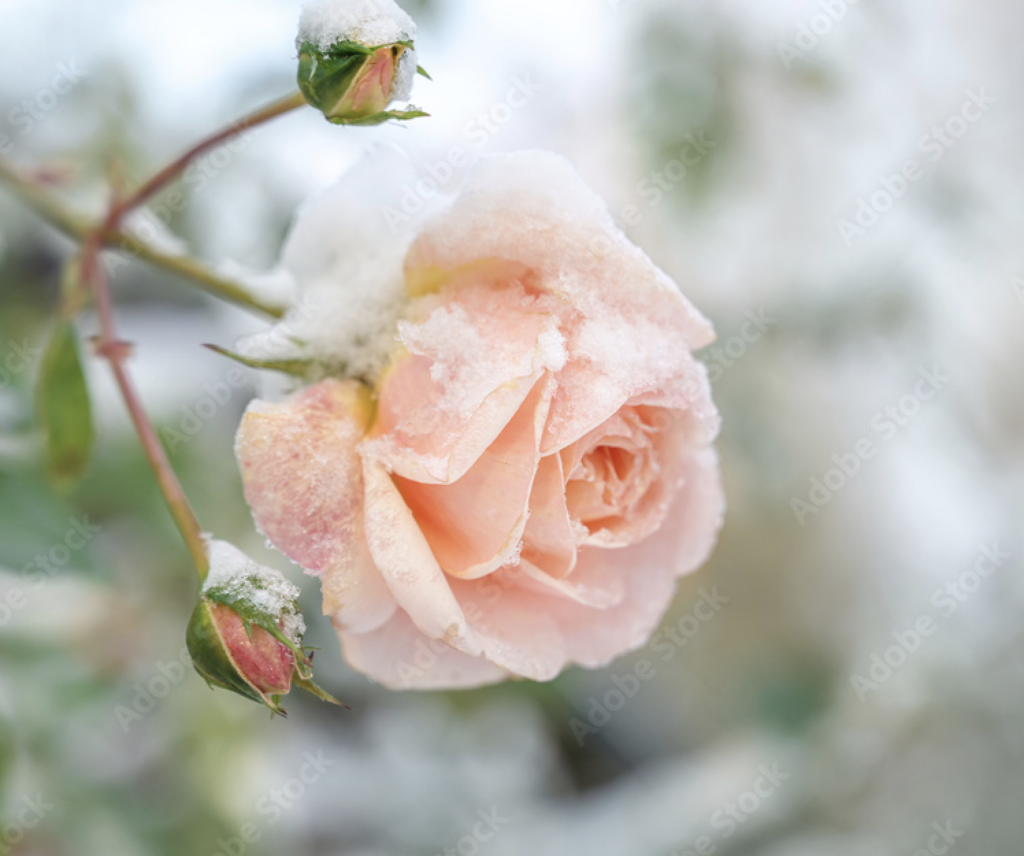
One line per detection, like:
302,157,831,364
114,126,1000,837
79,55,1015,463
571,407,687,549
402,151,716,457
394,377,552,578
406,152,715,350
339,609,508,690
552,447,725,668
544,327,719,454
364,281,566,484
448,447,723,679
361,458,482,654
448,575,568,682
628,355,720,447
236,379,397,634
368,350,543,485
520,453,577,578
516,559,626,610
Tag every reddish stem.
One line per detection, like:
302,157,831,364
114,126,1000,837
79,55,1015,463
82,233,210,578
76,90,307,582
103,91,307,229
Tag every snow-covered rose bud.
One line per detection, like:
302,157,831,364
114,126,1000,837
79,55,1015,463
188,601,295,700
297,0,427,126
187,538,344,714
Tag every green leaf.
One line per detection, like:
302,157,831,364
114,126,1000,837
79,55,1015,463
36,320,94,490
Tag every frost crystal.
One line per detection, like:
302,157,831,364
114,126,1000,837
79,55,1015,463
236,146,448,382
392,47,418,103
298,0,417,50
203,538,306,645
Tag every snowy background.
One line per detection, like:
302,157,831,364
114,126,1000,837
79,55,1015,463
1,0,1023,853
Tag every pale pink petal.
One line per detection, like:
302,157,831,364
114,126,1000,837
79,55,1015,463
365,281,566,484
628,355,720,447
520,453,577,578
235,379,396,634
405,152,714,350
568,406,688,550
340,609,508,690
402,151,716,457
348,47,396,115
448,575,568,682
361,458,482,655
516,559,626,609
394,378,551,578
370,351,545,486
551,446,725,668
543,331,719,454
445,447,723,679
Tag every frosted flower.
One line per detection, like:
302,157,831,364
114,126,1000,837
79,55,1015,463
186,538,343,713
234,150,724,689
297,0,427,126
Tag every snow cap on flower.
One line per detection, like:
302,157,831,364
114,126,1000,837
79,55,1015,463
297,0,426,126
235,147,443,383
186,538,344,714
299,0,417,49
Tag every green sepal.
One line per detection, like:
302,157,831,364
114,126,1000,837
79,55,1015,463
205,343,355,384
293,673,349,708
328,108,430,127
297,39,426,126
203,343,314,377
202,579,307,674
297,40,376,117
186,599,288,715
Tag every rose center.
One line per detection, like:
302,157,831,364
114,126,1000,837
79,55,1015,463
565,439,658,533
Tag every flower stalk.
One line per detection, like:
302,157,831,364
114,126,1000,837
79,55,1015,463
0,158,287,317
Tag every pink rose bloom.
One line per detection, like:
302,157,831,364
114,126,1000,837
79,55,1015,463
235,150,723,689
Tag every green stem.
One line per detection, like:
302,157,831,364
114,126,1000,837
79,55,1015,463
0,158,93,237
107,229,287,318
0,159,286,318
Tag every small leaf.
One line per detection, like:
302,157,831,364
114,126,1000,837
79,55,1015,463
36,320,94,490
416,65,432,80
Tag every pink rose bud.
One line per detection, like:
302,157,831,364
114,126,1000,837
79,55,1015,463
187,539,345,714
296,0,429,126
